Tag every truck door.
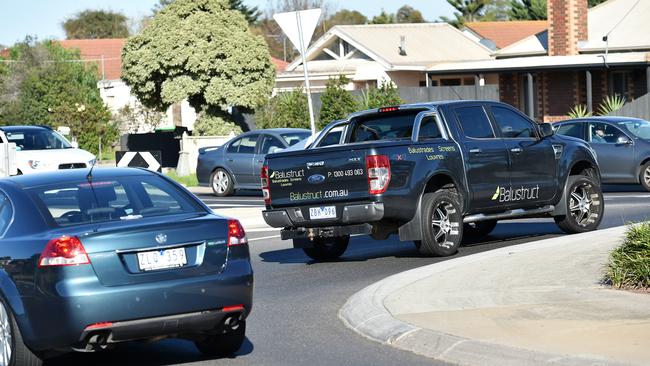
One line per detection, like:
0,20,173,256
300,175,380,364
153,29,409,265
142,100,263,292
488,105,557,206
451,105,510,211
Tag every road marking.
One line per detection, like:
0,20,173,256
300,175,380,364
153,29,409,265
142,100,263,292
244,228,278,232
209,204,265,208
604,195,650,199
248,235,280,242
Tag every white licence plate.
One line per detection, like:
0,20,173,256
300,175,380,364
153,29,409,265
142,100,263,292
137,247,187,271
309,206,336,220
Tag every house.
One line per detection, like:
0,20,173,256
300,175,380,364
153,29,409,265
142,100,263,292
59,39,289,132
463,20,548,50
427,0,650,122
275,23,494,92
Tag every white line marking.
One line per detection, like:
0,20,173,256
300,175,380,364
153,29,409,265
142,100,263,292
209,204,265,208
244,228,278,232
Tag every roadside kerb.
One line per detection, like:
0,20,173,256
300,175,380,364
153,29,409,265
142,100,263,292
339,226,633,366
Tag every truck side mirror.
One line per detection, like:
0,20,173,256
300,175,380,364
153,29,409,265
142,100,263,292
539,123,554,139
71,141,79,149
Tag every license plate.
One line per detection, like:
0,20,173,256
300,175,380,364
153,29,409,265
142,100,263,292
309,206,336,220
137,247,187,271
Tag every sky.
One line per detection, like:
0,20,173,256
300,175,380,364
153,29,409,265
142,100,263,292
0,0,456,47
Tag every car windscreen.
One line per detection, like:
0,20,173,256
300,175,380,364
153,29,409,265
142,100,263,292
349,110,424,143
281,132,311,146
28,175,206,227
5,129,72,150
620,120,650,140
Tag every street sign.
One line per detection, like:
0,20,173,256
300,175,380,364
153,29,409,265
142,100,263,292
274,9,322,135
116,151,162,172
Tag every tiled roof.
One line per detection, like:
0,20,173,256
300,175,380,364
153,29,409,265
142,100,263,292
272,57,289,72
0,48,10,59
465,21,548,49
59,39,126,80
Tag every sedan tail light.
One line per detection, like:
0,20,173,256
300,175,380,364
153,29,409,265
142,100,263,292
366,155,391,195
227,219,248,247
261,165,271,205
39,236,90,267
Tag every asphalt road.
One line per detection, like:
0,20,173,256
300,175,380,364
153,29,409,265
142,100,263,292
48,186,650,366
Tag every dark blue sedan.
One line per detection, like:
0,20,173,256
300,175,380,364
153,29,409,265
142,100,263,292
554,117,650,191
197,128,311,196
0,168,252,364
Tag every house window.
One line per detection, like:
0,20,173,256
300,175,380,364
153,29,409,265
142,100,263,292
462,77,475,86
441,78,461,86
610,71,630,99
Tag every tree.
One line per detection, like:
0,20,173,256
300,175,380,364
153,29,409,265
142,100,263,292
256,89,310,129
324,9,368,29
319,76,357,128
396,5,426,23
122,0,275,131
112,102,166,134
152,0,261,24
508,0,547,20
0,38,117,154
62,10,130,39
371,9,396,24
193,108,243,135
358,80,403,110
482,0,510,21
440,0,490,28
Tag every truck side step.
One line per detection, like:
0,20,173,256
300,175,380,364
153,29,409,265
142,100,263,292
463,205,554,223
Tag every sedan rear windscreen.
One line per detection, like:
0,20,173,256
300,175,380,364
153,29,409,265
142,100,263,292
28,175,205,227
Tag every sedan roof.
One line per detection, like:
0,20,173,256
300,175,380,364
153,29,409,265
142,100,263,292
1,167,154,189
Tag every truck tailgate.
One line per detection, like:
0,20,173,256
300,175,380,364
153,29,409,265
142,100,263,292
267,149,369,208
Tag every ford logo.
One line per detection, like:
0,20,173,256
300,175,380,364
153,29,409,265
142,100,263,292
308,174,326,184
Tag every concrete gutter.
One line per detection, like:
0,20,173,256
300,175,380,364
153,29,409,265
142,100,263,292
339,226,644,366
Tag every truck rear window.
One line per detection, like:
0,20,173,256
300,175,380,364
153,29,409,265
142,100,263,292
350,110,423,143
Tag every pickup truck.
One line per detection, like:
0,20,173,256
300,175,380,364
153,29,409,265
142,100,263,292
261,101,604,261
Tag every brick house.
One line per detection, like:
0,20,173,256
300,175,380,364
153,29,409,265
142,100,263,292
427,0,650,122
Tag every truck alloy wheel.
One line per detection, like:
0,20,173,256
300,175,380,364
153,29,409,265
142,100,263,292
554,175,603,233
416,191,463,257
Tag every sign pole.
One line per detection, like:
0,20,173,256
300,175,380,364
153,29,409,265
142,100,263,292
296,12,317,135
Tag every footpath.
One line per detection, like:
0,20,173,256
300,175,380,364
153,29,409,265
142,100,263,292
340,226,650,366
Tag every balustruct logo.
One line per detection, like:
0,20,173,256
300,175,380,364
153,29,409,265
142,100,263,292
491,185,540,203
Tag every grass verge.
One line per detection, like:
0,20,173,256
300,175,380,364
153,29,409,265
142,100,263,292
606,222,650,292
166,170,199,187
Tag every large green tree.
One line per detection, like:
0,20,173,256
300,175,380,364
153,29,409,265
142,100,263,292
256,89,309,129
508,0,547,20
319,76,357,129
63,10,130,39
440,0,490,27
324,9,368,29
0,38,117,154
396,5,426,23
122,0,275,129
153,0,261,24
371,9,396,24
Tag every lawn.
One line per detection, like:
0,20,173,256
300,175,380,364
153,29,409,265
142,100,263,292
165,170,199,187
606,222,650,292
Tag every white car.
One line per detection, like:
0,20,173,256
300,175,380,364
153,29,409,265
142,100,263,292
1,126,96,175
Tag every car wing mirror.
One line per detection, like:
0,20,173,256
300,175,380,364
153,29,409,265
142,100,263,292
539,123,554,139
616,136,632,145
71,141,79,149
268,146,281,154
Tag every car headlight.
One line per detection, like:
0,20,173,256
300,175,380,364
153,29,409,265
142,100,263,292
28,160,42,169
88,158,97,167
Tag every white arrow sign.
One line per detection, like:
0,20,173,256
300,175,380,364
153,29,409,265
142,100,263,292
273,9,322,53
117,151,161,172
274,9,322,135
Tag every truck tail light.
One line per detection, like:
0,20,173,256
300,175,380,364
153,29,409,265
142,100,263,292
261,165,271,205
38,236,90,267
366,155,391,195
227,219,248,247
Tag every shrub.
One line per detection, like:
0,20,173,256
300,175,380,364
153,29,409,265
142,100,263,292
319,76,357,129
256,89,310,129
606,222,650,291
357,80,403,110
567,104,592,119
597,94,626,116
193,110,243,136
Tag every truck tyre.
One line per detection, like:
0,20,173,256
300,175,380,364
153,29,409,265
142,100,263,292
211,168,234,197
640,161,650,192
463,220,497,240
194,320,246,357
415,191,463,257
554,175,603,234
302,236,349,261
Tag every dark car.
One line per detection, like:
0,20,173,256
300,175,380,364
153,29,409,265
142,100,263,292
554,117,650,191
0,168,252,364
197,129,311,196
